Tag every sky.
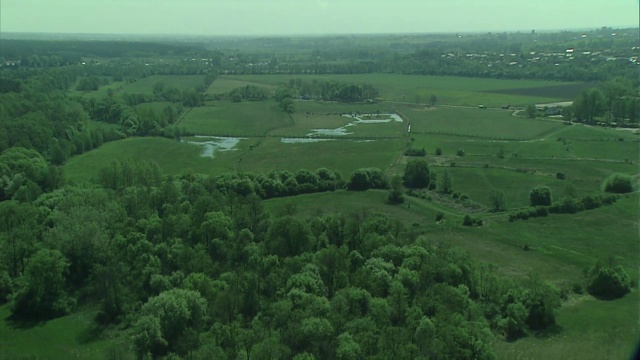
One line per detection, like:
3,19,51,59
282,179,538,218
1,0,638,36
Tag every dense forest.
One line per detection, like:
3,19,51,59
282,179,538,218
1,158,568,359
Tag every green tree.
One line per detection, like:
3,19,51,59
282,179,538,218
586,260,631,299
134,288,207,358
12,249,74,319
387,175,405,204
266,216,312,257
436,169,453,194
336,332,363,360
529,186,551,206
489,189,507,212
525,104,537,118
574,88,605,123
403,159,430,188
602,173,634,194
500,301,527,340
429,94,438,106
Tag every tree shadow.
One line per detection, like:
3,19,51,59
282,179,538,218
5,312,48,330
532,324,563,339
77,321,108,345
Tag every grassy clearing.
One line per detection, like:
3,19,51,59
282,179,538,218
206,77,277,95
0,305,115,360
70,81,126,100
228,74,574,106
560,124,639,141
494,291,639,360
431,166,591,208
450,193,637,278
64,137,247,182
181,101,290,136
64,136,401,184
403,106,564,139
264,189,444,226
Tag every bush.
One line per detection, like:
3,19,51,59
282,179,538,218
580,195,602,210
435,148,443,156
403,160,431,188
462,215,483,226
529,186,552,206
549,197,582,214
586,261,631,299
0,271,12,304
602,173,634,194
404,147,426,157
556,172,566,180
534,206,548,217
435,212,445,222
347,168,387,191
489,189,507,212
456,148,465,157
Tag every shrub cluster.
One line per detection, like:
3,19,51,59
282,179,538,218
586,261,632,299
462,214,483,226
602,173,635,194
403,147,427,157
215,168,345,199
509,194,617,222
346,168,387,191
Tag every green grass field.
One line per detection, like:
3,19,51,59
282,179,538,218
64,137,246,182
237,137,402,177
64,135,402,184
180,101,291,136
224,73,578,106
494,291,639,360
206,77,277,95
404,106,565,139
0,305,117,360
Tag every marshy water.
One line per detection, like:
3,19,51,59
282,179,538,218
183,136,243,158
307,113,403,137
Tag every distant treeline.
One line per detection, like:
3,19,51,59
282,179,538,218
0,39,203,62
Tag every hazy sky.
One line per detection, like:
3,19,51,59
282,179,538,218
2,0,638,36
